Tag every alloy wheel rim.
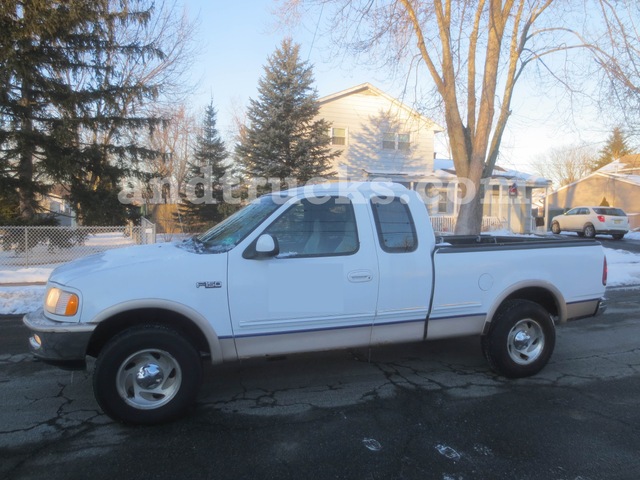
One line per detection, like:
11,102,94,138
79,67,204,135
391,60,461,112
116,349,182,410
507,319,545,365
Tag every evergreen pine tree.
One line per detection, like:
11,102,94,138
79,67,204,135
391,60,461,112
0,1,170,224
235,38,338,191
176,102,228,233
592,127,634,171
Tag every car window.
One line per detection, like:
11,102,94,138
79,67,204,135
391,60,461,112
370,197,418,253
594,207,627,216
264,196,358,258
566,208,579,215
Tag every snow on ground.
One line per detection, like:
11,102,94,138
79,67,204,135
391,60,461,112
0,285,46,315
1,233,640,315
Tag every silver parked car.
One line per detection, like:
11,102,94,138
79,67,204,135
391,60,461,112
551,206,629,240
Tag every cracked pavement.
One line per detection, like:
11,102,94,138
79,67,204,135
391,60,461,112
2,287,640,479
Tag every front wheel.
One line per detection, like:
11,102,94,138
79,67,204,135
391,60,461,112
551,222,561,234
481,300,555,378
93,325,203,424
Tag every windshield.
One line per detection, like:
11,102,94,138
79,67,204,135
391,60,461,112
193,195,285,252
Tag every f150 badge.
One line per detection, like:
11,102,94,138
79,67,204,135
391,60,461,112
196,281,222,289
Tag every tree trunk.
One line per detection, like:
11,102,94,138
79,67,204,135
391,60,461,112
454,159,485,235
454,182,484,235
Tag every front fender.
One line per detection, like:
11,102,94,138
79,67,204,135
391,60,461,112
89,299,232,363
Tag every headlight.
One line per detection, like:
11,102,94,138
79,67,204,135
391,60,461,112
45,287,79,316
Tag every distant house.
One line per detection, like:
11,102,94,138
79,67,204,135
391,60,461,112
317,83,551,234
38,185,75,226
546,157,640,230
431,159,551,234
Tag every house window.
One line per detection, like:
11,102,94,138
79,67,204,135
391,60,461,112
398,133,410,151
425,184,448,215
331,127,346,146
383,132,396,150
383,132,410,151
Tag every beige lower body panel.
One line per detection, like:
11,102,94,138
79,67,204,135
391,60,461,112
233,324,372,358
426,315,486,340
565,299,600,321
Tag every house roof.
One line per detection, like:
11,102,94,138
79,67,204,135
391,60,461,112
597,158,640,184
433,158,551,187
318,83,444,133
550,159,640,196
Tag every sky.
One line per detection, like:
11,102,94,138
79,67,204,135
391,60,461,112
176,0,613,175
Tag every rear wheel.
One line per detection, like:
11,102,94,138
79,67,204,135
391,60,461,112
583,224,596,238
551,222,561,234
612,234,625,240
93,325,202,425
481,300,555,378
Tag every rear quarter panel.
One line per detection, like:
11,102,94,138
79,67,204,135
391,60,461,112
428,241,606,339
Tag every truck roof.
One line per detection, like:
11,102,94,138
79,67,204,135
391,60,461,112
280,181,410,198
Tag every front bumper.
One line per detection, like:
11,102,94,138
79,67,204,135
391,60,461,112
23,308,96,369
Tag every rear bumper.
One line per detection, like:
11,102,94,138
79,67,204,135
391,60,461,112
565,297,607,322
595,297,607,316
23,308,95,369
597,229,628,235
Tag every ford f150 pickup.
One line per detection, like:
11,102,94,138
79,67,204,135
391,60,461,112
24,182,607,424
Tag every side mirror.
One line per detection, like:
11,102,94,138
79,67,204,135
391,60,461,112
243,234,279,259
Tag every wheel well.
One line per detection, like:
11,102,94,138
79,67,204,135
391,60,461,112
502,287,559,318
86,308,211,359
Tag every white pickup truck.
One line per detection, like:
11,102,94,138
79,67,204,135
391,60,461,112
24,182,607,424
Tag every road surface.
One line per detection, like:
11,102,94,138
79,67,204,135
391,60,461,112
1,287,640,480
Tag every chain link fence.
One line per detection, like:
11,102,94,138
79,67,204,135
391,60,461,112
0,221,156,270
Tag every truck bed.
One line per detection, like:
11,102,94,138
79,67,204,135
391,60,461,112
435,234,600,252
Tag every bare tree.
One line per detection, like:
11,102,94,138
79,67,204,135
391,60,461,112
142,104,198,203
279,0,640,234
531,144,596,189
586,1,640,130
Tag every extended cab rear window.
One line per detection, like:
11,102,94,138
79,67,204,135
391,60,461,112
370,197,418,253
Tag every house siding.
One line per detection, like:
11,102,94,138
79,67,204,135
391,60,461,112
318,86,437,180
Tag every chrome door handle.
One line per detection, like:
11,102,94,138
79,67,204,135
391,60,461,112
348,270,373,283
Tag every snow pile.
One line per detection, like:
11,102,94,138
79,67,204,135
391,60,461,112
0,266,53,284
0,285,46,315
605,248,640,287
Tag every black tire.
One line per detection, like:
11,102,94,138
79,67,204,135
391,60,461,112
551,222,561,234
481,300,555,378
612,234,625,240
93,325,202,425
583,224,596,238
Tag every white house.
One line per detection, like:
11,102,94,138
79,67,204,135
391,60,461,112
317,83,551,234
318,83,443,182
